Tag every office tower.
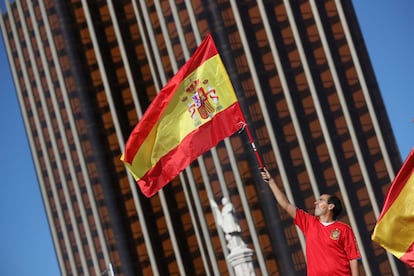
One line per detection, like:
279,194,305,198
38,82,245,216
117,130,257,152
1,0,411,275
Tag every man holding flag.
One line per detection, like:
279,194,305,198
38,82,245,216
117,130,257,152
261,168,361,276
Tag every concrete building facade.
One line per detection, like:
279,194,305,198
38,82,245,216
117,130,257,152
1,0,411,275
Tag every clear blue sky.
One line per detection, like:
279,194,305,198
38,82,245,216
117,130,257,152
0,2,413,275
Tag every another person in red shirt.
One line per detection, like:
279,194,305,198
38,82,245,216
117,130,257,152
261,168,361,276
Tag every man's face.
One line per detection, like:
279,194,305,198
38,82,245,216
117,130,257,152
314,194,330,217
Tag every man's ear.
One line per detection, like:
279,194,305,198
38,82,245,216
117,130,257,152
328,203,335,211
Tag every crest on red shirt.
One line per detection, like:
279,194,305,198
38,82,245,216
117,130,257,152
330,229,341,240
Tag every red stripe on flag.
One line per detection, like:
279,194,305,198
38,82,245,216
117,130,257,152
401,242,414,267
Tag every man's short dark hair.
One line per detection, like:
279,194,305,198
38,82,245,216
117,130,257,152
328,195,343,219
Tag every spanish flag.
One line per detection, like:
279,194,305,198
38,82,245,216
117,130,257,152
372,148,414,267
121,34,245,197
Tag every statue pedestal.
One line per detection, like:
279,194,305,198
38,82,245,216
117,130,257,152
226,245,255,276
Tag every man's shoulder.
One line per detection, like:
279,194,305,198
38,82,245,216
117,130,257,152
333,220,353,231
295,208,318,221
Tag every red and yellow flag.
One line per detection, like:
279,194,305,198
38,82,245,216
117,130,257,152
372,148,414,267
121,34,245,197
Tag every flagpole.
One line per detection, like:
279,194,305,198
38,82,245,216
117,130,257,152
243,123,264,169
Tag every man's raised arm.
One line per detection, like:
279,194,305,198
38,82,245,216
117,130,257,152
261,168,296,218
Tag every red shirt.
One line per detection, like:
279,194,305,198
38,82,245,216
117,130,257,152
294,209,361,276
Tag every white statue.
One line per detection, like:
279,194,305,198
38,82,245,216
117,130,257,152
210,197,256,275
210,197,242,250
